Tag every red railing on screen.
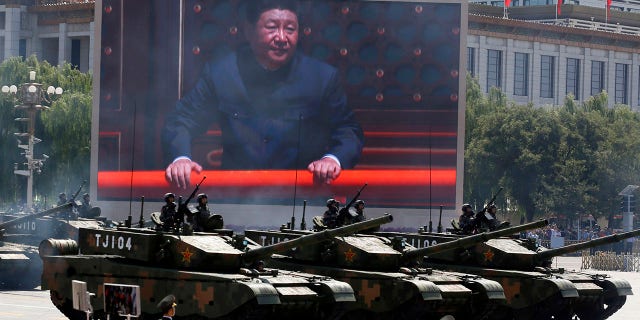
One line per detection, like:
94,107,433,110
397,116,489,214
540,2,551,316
98,169,456,207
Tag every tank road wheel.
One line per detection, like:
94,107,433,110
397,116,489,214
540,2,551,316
219,300,272,320
513,293,572,320
601,296,626,319
341,309,376,320
574,295,627,320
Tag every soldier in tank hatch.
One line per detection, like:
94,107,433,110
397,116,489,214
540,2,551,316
323,198,340,228
160,193,177,231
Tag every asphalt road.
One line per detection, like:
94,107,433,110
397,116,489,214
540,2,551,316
1,256,638,319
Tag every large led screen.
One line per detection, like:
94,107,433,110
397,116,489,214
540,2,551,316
93,0,466,209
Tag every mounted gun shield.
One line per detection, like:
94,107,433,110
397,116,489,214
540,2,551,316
38,215,393,319
245,215,506,320
337,183,367,224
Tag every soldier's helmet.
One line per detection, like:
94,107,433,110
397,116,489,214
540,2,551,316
354,199,365,206
462,203,473,212
164,193,175,201
59,192,66,199
83,193,90,199
488,203,497,210
197,193,208,202
326,198,339,207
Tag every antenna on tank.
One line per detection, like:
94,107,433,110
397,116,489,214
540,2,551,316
428,125,433,233
290,114,303,230
127,102,138,228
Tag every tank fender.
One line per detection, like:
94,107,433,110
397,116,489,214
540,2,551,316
316,279,357,302
401,279,443,301
464,278,506,300
241,281,281,305
597,277,633,297
548,278,580,298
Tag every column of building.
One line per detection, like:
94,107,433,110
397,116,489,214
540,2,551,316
632,53,640,109
3,5,21,59
58,22,69,67
531,42,541,106
606,49,616,106
581,48,591,105
504,38,514,98
476,35,488,93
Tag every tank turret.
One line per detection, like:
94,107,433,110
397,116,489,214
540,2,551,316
0,203,76,289
426,228,640,271
0,203,73,237
245,218,508,319
401,219,549,262
39,214,393,319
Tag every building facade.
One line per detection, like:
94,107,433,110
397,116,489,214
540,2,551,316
2,1,640,109
467,4,640,108
0,0,94,72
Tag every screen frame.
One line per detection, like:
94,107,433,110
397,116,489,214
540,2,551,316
90,0,468,227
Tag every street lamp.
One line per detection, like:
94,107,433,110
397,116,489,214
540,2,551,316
2,71,63,212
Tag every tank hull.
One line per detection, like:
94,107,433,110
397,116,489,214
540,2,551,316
266,255,504,320
0,216,104,289
41,254,354,320
244,229,506,320
382,231,633,320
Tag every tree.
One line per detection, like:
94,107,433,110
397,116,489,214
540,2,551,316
0,56,92,209
465,78,640,225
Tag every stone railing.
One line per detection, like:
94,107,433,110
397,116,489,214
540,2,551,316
582,251,640,272
534,18,640,36
36,0,94,6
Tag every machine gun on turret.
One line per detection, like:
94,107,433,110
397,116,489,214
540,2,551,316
337,183,367,225
176,176,206,230
473,187,507,232
69,181,86,207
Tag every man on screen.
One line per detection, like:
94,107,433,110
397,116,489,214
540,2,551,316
163,0,364,189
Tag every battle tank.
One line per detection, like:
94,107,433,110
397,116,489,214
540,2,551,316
0,203,77,288
244,220,547,319
377,227,639,320
39,214,393,320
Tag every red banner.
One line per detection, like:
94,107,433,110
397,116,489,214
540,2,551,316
557,0,563,15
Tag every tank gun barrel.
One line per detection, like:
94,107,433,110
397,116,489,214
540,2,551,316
242,213,393,264
403,219,549,261
0,203,73,231
536,228,640,260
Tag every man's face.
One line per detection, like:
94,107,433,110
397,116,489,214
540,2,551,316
247,9,299,70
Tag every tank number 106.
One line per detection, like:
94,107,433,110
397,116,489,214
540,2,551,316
93,233,133,251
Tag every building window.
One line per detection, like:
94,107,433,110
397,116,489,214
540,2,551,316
0,12,5,30
71,39,81,69
615,63,628,105
591,61,605,96
487,49,502,91
566,58,580,100
514,52,529,96
540,55,554,98
18,39,26,58
467,47,475,78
